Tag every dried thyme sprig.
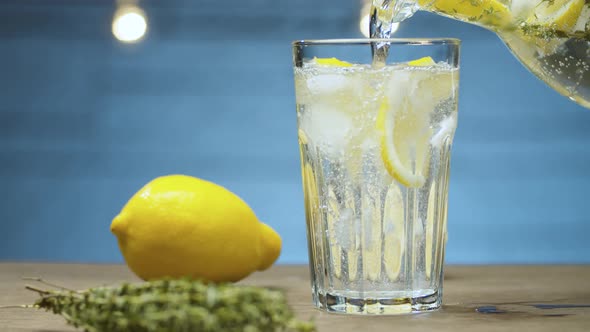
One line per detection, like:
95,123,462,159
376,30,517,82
520,23,590,41
27,279,316,332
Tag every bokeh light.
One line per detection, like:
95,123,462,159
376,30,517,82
112,6,148,43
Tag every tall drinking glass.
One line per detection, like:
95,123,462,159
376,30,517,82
293,39,460,314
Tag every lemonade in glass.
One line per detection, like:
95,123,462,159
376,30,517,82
293,39,459,314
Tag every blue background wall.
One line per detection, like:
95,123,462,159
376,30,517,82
0,0,588,264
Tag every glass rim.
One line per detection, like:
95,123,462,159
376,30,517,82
292,38,461,46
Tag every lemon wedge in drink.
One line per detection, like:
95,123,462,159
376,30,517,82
376,99,431,188
527,0,585,32
408,56,436,67
376,56,455,188
313,57,353,67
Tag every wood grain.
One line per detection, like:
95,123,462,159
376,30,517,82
0,263,589,331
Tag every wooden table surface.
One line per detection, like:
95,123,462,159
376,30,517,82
0,263,589,331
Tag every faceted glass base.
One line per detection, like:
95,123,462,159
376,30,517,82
313,290,441,315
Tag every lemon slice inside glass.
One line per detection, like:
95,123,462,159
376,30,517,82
375,57,444,188
376,98,432,188
313,57,353,67
407,56,435,67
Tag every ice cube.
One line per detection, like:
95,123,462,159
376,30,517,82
306,74,352,95
430,115,457,148
299,103,353,157
385,70,412,107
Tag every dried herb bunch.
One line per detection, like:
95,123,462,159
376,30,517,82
27,279,315,332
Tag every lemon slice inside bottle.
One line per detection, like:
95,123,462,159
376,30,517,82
526,0,585,31
419,0,512,27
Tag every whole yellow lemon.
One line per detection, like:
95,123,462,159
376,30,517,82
110,174,282,282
